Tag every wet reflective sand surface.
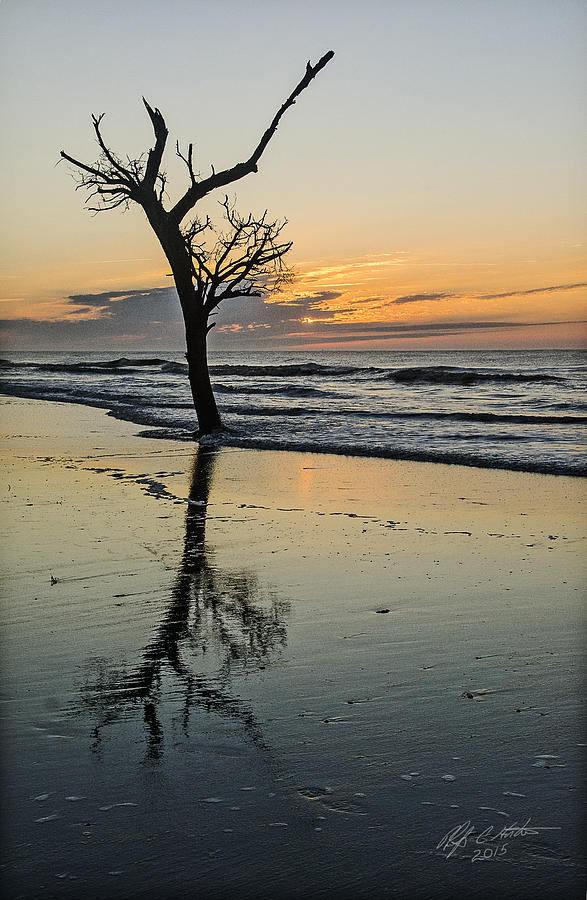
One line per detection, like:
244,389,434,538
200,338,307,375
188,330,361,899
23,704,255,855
1,398,585,899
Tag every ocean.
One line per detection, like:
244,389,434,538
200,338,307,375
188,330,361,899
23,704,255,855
1,349,585,475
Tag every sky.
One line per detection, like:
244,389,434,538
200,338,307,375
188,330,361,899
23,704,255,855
1,0,585,351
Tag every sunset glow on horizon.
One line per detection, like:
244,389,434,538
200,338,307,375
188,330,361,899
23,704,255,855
1,0,585,351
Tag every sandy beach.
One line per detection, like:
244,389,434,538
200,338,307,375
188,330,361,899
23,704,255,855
1,396,585,899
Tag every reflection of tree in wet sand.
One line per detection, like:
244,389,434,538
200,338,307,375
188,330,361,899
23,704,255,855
79,450,290,758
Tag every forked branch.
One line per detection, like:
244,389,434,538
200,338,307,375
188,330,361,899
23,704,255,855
60,50,334,221
168,50,334,225
60,114,144,211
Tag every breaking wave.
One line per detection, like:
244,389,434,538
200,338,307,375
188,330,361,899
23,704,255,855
0,358,565,385
214,383,330,398
384,366,564,384
208,363,359,378
1,349,584,476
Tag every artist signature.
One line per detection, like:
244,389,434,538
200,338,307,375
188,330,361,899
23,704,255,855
436,818,561,862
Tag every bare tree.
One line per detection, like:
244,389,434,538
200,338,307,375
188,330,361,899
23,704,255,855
61,52,334,434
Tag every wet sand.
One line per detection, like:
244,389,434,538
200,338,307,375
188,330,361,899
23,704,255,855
1,396,585,899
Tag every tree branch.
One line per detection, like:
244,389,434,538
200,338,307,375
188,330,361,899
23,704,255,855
169,50,334,225
142,99,169,191
59,150,122,184
92,114,136,186
181,200,293,316
176,140,197,187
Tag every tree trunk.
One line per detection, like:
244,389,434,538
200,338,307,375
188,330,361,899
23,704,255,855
143,204,222,436
185,322,222,435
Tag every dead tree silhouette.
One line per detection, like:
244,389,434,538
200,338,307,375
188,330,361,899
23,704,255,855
61,52,334,434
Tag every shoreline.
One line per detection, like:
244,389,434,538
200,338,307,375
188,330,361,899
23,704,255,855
1,396,585,899
1,386,585,478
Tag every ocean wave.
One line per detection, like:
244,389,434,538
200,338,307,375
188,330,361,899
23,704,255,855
2,383,585,476
0,357,569,388
214,382,330,398
161,361,189,375
385,366,563,384
547,400,587,412
202,432,587,477
41,364,146,375
179,361,565,384
208,363,360,377
0,357,173,374
3,379,583,427
440,432,531,442
221,404,585,425
85,357,170,368
0,358,349,379
403,410,585,424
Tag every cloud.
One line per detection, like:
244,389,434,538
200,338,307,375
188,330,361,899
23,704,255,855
0,285,346,348
480,282,587,300
301,255,406,279
352,297,385,305
293,291,343,304
3,278,585,351
66,288,171,308
212,293,349,336
261,319,587,344
0,287,184,348
389,291,454,305
387,282,587,306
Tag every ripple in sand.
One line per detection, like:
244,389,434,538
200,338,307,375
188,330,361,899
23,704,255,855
99,802,138,810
